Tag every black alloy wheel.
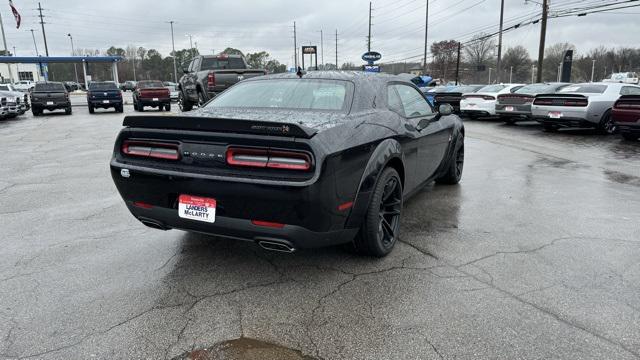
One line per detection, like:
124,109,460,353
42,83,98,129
353,167,403,257
435,132,464,185
599,111,616,134
178,91,192,112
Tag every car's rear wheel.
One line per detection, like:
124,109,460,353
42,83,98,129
178,91,193,112
503,118,515,125
435,132,464,185
598,110,616,134
65,106,72,115
88,105,94,114
353,167,403,257
116,105,123,113
32,107,41,116
165,104,171,111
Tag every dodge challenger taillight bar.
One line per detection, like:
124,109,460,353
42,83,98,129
226,147,312,171
121,140,180,160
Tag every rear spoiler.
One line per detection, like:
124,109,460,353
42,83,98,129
618,95,640,101
122,115,318,139
535,93,588,99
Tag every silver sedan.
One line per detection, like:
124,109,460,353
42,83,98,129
531,82,640,133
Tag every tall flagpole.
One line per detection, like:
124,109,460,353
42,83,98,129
0,12,14,83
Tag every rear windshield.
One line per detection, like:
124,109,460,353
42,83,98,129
559,84,607,94
201,57,246,70
515,84,561,95
206,79,352,112
34,83,65,92
138,81,164,89
89,82,118,90
447,85,482,93
478,84,507,93
0,85,9,91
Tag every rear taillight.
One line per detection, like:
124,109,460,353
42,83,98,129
121,140,180,160
534,98,553,105
482,95,495,101
207,72,216,88
564,100,588,106
616,101,640,109
226,147,312,171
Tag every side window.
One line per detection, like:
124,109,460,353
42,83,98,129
620,86,640,95
510,86,523,93
393,84,434,117
387,86,404,116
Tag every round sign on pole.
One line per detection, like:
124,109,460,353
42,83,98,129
362,51,382,63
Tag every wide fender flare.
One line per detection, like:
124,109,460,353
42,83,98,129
345,138,404,229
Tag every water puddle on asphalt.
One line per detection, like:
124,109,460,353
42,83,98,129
172,337,319,360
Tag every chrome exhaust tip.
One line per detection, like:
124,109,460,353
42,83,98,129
257,240,296,253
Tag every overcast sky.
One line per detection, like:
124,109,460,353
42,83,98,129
4,0,640,67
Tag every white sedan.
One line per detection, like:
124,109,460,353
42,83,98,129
460,83,524,118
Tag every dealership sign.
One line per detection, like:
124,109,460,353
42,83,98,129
362,51,382,63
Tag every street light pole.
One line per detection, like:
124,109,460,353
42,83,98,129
423,0,429,75
168,21,178,83
509,66,513,83
496,0,505,83
29,29,39,56
67,33,79,85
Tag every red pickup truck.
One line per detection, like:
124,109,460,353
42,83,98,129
612,95,640,141
133,80,171,112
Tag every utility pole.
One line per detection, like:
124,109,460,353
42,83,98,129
13,46,18,78
168,21,177,83
293,22,298,69
37,2,49,56
29,29,39,56
319,29,324,68
509,66,513,83
335,29,338,70
67,34,79,84
0,13,13,83
496,0,505,83
590,59,596,82
455,42,461,85
367,2,372,52
132,51,136,81
488,68,492,84
423,0,429,75
536,0,548,82
531,64,535,83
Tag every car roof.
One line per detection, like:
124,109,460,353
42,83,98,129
247,71,412,86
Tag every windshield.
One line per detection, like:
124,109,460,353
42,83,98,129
201,57,246,70
34,83,65,92
137,81,164,89
89,82,119,91
516,84,561,95
478,84,507,93
559,84,607,94
206,79,352,112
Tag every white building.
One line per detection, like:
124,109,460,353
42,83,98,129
0,63,41,83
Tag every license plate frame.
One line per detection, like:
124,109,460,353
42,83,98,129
152,97,159,101
505,106,514,112
46,101,54,105
548,111,563,119
178,195,216,223
102,100,110,104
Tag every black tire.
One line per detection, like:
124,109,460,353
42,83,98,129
178,91,193,112
198,90,207,107
622,132,639,141
116,105,123,113
88,105,94,114
138,105,144,112
65,107,72,115
165,104,171,111
543,124,557,132
353,167,403,257
32,107,41,116
503,118,516,125
598,110,616,134
435,132,464,185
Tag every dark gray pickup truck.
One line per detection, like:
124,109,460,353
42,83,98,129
177,54,266,111
30,81,72,116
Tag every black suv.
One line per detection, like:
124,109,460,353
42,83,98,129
31,82,72,116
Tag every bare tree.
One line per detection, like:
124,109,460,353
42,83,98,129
464,33,496,83
501,46,531,83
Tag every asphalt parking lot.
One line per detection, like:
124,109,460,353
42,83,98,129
1,105,639,360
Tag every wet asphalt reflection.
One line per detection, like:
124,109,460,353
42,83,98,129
0,109,639,360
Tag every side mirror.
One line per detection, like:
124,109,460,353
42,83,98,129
438,103,454,116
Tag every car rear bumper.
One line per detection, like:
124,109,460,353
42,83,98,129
89,100,122,107
533,116,597,128
615,122,640,135
110,161,359,249
495,104,532,117
32,101,71,110
138,98,170,106
460,99,497,115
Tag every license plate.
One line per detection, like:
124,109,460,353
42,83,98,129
178,195,216,223
549,111,563,119
505,106,514,112
103,100,110,104
152,98,159,101
46,101,54,105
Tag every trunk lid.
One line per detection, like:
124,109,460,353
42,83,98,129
533,93,589,107
139,88,169,98
497,93,534,105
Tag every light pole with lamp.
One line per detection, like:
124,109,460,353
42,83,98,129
67,33,79,85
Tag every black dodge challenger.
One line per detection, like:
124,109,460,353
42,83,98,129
110,72,465,257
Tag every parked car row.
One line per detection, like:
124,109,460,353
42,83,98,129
428,81,640,141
